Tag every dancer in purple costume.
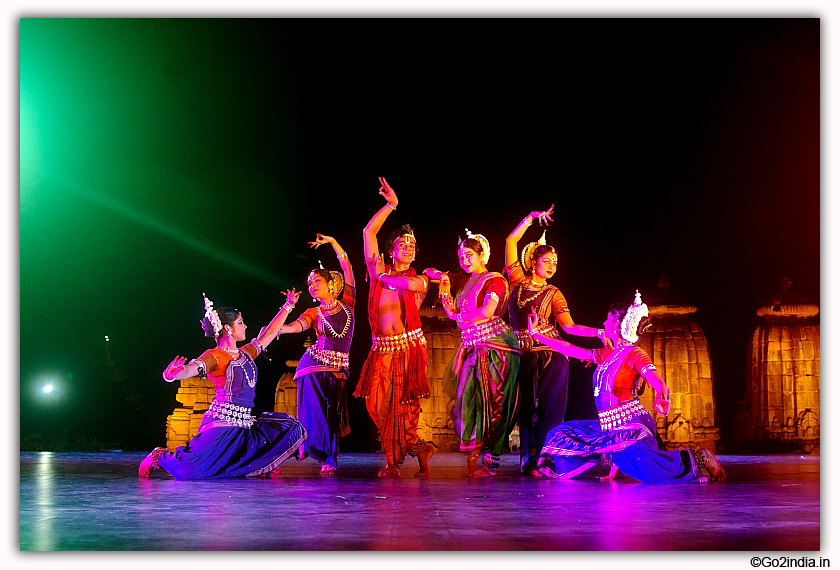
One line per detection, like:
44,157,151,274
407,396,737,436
272,234,355,476
528,291,725,483
138,293,306,479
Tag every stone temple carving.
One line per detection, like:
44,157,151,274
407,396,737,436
735,278,820,452
636,275,721,451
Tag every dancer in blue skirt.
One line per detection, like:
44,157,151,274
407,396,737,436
271,234,355,476
138,292,306,479
527,291,725,483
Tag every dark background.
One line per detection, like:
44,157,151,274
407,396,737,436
19,18,819,451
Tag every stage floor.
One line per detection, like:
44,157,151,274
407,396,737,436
20,451,819,551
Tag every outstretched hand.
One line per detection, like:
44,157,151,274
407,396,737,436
379,177,398,208
308,234,335,249
530,205,555,226
438,274,454,315
654,386,672,415
163,356,188,382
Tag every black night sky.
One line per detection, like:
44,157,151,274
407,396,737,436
19,18,819,451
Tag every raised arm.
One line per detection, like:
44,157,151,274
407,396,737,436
309,234,354,289
505,205,554,267
363,177,398,280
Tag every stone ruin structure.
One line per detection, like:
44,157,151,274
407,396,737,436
636,275,721,451
735,279,820,452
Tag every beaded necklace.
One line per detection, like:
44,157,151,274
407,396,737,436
317,301,352,338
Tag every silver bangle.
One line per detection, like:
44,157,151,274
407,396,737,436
387,203,397,211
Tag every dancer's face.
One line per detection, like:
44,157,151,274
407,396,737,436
458,245,485,275
308,273,333,302
227,314,247,342
604,311,621,339
533,252,558,280
390,235,416,266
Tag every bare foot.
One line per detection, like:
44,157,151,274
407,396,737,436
600,463,620,482
414,443,435,477
320,465,336,477
697,448,726,481
469,466,497,478
377,464,400,477
464,450,481,477
138,447,166,478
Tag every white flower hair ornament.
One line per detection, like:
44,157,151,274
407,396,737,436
620,290,649,343
202,292,224,339
460,228,491,266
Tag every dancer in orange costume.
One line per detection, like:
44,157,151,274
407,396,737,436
354,177,435,477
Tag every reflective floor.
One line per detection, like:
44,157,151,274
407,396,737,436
20,452,819,551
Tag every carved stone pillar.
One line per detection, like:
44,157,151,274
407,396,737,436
738,279,820,451
636,275,721,451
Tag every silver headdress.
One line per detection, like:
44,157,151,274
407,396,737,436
460,228,491,265
620,290,649,343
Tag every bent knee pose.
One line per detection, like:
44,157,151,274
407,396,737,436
504,205,610,475
273,234,355,476
426,230,521,477
138,294,306,480
354,178,435,478
528,291,725,483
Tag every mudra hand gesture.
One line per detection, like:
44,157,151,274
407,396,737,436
163,356,188,382
379,176,398,209
282,288,302,306
654,386,672,415
308,234,335,249
438,274,454,314
530,204,555,226
527,308,542,335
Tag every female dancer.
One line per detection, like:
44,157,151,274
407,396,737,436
505,205,610,475
138,293,307,479
272,234,355,475
425,230,521,477
527,291,726,482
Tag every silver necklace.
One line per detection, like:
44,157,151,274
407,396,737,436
317,301,352,338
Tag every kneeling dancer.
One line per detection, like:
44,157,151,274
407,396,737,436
527,291,725,483
138,293,306,479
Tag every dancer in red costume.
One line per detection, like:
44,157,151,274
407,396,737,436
354,177,435,477
529,291,725,483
